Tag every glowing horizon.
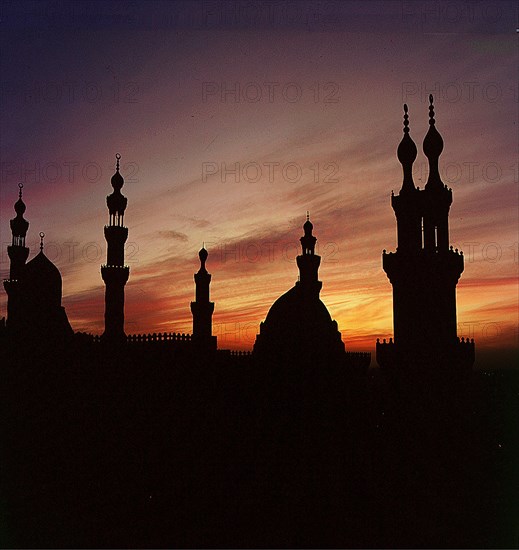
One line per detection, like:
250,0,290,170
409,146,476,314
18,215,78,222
1,2,517,366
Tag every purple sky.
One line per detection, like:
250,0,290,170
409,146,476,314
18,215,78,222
1,1,517,366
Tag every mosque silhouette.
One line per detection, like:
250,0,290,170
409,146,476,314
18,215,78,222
3,98,508,550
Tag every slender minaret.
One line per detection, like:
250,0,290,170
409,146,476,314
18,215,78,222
101,154,129,343
378,97,474,369
190,246,215,350
4,183,30,330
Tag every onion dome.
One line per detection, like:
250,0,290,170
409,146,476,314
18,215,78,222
14,183,27,215
199,245,208,269
423,95,444,159
10,183,29,241
111,153,124,191
397,105,417,193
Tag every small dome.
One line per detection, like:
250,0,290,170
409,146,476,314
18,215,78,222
14,197,26,215
111,170,124,191
303,218,313,234
423,95,444,160
199,247,208,263
111,153,124,191
397,105,417,166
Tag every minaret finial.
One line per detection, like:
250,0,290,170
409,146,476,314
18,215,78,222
115,152,121,172
18,182,23,199
39,232,45,252
306,211,310,221
403,103,409,133
397,104,417,192
423,94,444,188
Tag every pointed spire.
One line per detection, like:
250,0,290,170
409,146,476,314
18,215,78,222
39,232,45,252
423,95,444,189
397,104,417,193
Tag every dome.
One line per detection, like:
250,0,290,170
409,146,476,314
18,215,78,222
14,197,26,215
264,285,332,330
22,250,62,306
111,170,124,191
255,284,344,362
199,247,208,264
423,95,443,160
111,153,124,191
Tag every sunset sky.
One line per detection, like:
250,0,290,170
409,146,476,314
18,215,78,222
1,1,517,367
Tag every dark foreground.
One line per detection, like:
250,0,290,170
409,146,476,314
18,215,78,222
1,343,518,548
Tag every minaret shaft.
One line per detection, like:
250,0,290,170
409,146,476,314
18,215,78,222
101,154,129,342
191,247,216,350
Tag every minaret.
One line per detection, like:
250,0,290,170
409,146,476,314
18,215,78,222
190,246,216,350
101,154,129,343
3,183,30,329
379,97,473,369
296,212,322,295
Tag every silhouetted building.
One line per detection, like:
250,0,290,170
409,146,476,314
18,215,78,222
101,154,129,343
3,183,29,330
2,183,73,342
253,215,367,367
190,246,217,351
377,96,475,370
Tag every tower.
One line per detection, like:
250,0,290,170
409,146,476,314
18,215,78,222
3,183,30,330
101,154,129,343
190,246,216,351
377,97,474,370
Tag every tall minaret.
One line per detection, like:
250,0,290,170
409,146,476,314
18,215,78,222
296,212,322,295
4,183,30,329
101,154,129,342
190,246,215,349
379,97,473,369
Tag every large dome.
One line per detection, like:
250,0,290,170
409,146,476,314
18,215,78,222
22,251,62,306
254,283,344,363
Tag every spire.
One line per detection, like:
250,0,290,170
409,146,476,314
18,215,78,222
39,232,45,252
423,95,444,189
397,104,417,193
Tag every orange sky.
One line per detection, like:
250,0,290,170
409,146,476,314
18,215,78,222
1,3,517,366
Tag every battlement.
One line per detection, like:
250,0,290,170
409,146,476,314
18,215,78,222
376,337,475,370
383,246,464,282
